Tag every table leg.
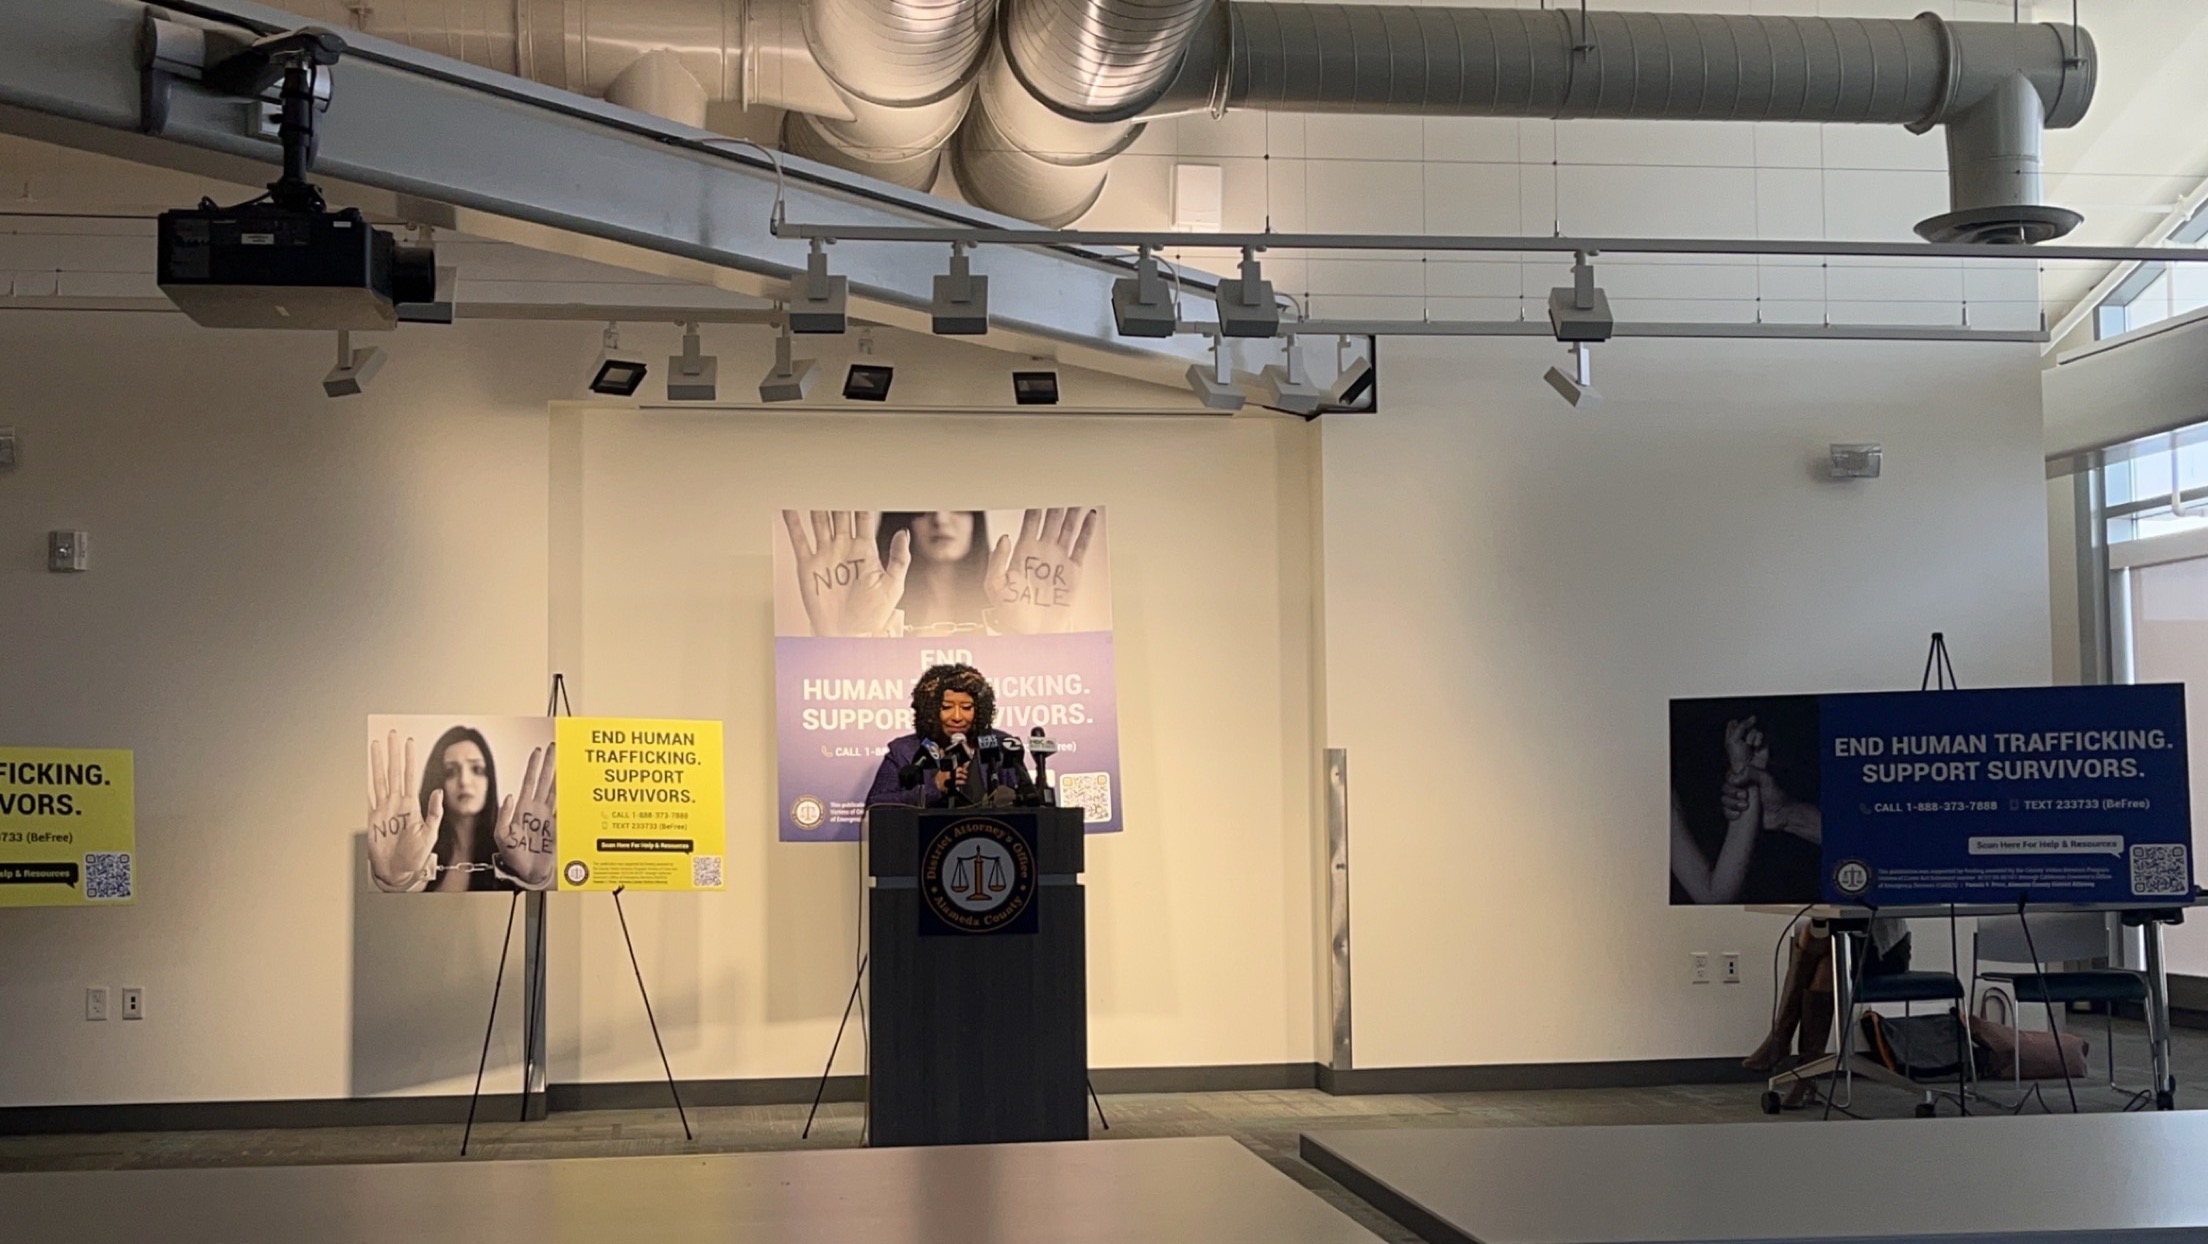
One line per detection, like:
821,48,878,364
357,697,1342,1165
1833,929,1857,1108
2144,917,2174,1108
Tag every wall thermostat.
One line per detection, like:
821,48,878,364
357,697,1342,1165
48,530,88,573
1829,443,1882,479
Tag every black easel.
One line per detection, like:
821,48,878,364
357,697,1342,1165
1921,630,1960,692
461,891,523,1156
461,673,693,1155
802,952,868,1140
1821,632,1971,1120
614,884,693,1140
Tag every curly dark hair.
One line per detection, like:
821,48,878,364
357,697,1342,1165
912,662,995,744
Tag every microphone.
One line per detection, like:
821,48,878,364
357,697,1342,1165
970,732,1004,805
996,736,1039,805
1028,727,1059,805
902,740,942,807
944,732,970,807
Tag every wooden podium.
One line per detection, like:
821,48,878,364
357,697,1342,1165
865,804,1087,1146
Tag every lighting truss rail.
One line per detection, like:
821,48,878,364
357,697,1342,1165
775,224,2208,266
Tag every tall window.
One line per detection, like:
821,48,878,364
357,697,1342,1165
2091,209,2208,341
2103,430,2208,544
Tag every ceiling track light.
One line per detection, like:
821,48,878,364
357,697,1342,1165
665,320,718,401
1543,251,1610,408
1328,336,1376,409
1184,335,1245,411
788,237,848,334
587,321,649,396
321,327,385,397
1547,250,1614,345
758,305,818,403
1216,245,1280,338
1112,245,1179,339
1255,333,1325,415
1012,369,1059,405
1543,341,1602,408
932,241,989,335
842,331,894,401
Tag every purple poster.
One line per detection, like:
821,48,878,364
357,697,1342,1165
772,509,1122,841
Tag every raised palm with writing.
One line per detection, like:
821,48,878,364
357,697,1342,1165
367,731,441,892
783,510,912,637
986,507,1100,635
493,743,556,891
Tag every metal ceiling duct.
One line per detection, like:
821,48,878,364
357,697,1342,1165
956,3,2097,240
1209,6,2094,242
286,0,995,190
789,0,997,188
281,1,2098,241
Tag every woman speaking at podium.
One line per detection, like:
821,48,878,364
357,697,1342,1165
866,662,994,807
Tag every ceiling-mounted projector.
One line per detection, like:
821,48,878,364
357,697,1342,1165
158,206,435,330
152,25,437,330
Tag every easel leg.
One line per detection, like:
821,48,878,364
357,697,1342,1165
612,886,693,1141
803,954,867,1141
462,891,522,1157
1088,1078,1110,1130
519,890,548,1122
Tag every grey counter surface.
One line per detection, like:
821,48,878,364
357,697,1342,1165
0,1133,1383,1244
1304,1112,2208,1244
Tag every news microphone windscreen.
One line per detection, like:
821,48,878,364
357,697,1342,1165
1031,726,1044,737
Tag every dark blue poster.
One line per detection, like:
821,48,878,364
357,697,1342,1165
1671,685,2195,907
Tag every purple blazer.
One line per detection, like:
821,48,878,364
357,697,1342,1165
866,733,949,808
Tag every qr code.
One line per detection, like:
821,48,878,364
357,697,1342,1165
2130,844,2190,897
691,854,724,889
1057,773,1112,824
84,852,132,901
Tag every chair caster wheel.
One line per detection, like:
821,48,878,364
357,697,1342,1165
1760,1091,1782,1115
1914,1102,1936,1118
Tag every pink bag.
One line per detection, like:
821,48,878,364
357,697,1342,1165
1970,991,2089,1080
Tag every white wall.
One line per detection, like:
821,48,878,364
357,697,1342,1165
0,310,2058,1106
0,313,579,1105
0,313,1322,1106
1321,337,2052,1068
548,405,1321,1083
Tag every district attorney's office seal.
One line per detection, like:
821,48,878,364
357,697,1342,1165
790,795,828,832
921,816,1037,934
563,860,590,886
1831,858,1872,898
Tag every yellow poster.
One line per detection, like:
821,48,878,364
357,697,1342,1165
555,718,725,891
0,748,135,907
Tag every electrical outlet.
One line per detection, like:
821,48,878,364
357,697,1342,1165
1691,952,1712,985
1721,953,1742,985
85,986,109,1021
120,987,143,1020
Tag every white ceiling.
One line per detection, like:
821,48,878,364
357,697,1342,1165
1047,0,2207,335
5,0,2203,337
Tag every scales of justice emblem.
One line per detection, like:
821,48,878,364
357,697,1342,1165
921,817,1036,933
